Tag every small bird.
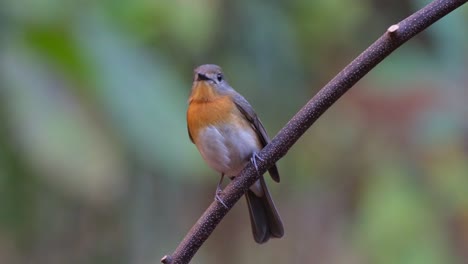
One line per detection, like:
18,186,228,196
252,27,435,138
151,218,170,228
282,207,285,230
186,64,284,243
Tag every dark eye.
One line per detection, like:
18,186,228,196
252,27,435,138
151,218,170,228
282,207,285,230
216,73,223,82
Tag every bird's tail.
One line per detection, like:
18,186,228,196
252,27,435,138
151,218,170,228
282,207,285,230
245,176,284,244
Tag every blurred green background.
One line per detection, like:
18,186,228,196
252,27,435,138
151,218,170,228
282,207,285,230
0,0,467,263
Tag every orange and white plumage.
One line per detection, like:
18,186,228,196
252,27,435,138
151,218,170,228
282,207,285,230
186,64,283,243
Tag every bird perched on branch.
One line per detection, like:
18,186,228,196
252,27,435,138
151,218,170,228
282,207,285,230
186,64,284,243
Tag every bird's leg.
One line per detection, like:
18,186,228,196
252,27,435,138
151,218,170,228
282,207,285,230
215,173,228,208
250,152,264,177
216,173,225,195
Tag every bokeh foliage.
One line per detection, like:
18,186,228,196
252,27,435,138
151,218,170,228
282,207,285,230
0,0,467,263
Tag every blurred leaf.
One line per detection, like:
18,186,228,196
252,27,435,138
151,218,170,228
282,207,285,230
1,44,126,203
2,0,77,24
425,143,468,211
0,135,36,243
75,14,202,180
23,25,90,86
354,162,455,264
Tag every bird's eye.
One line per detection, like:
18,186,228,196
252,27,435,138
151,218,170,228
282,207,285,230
216,73,223,82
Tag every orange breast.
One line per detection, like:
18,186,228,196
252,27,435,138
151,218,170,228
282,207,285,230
187,95,236,143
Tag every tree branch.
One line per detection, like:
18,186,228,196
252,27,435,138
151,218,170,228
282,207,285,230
161,0,467,263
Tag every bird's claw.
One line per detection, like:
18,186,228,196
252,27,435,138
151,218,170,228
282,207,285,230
250,152,264,176
214,173,228,208
215,192,228,208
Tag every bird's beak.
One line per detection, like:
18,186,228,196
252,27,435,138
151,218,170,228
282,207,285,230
196,73,211,82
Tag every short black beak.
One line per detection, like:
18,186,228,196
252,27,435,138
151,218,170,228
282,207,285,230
197,73,211,81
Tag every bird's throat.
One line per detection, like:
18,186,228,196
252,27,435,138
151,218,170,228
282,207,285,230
189,82,220,103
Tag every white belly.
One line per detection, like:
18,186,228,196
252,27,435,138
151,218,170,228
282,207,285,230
196,124,261,177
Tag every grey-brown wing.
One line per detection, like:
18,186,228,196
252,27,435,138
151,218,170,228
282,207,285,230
233,94,280,183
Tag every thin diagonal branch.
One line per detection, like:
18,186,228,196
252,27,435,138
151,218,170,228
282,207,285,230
162,0,467,263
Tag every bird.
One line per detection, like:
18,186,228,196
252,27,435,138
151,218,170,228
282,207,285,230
186,64,284,244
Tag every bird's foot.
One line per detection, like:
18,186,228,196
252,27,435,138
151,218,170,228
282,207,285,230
215,191,228,209
214,174,228,208
250,152,264,176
